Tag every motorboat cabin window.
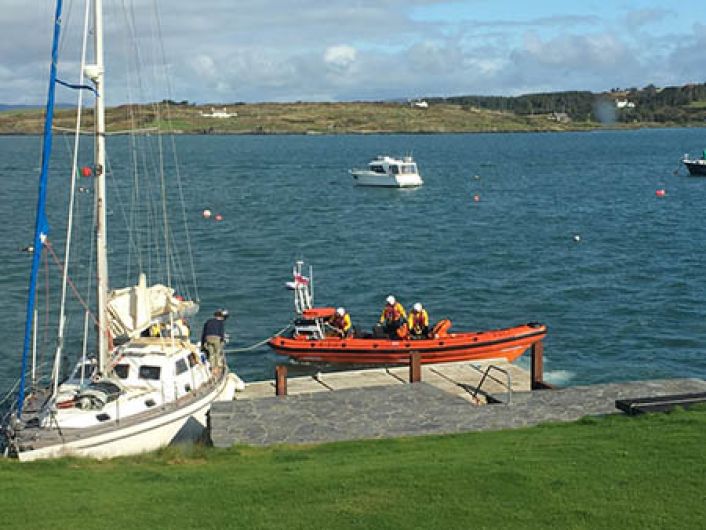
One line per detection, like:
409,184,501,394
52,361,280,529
401,164,417,174
175,359,188,375
370,165,385,174
114,364,130,379
138,365,161,380
389,165,399,175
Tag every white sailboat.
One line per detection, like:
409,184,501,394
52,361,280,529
1,0,238,461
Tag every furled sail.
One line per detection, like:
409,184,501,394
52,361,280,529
106,273,198,338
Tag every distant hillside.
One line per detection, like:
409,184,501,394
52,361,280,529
0,101,590,135
0,103,72,112
1,82,705,134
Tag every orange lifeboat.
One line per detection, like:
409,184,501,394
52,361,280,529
268,315,546,365
273,262,547,365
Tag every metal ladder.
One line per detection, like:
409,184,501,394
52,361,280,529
471,364,513,405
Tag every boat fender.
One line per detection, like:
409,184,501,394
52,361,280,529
395,323,409,339
56,399,77,409
431,319,452,337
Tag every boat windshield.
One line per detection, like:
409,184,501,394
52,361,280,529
400,164,417,174
389,165,399,175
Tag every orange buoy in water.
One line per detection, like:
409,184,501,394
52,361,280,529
202,209,212,219
81,166,92,177
215,214,223,221
655,189,666,197
473,194,480,202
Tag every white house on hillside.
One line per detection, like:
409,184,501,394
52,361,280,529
615,100,636,109
200,107,237,118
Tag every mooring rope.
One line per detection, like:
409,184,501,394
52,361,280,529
223,323,293,353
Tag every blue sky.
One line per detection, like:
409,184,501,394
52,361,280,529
1,0,704,104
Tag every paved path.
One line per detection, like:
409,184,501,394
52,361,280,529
210,378,706,448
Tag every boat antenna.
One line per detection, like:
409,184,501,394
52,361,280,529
17,0,65,416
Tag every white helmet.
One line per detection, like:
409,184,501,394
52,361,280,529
386,295,396,305
336,307,345,316
413,302,422,312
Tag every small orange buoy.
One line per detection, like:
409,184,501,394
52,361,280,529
655,189,666,197
473,194,480,202
202,209,212,219
215,214,223,221
81,166,92,177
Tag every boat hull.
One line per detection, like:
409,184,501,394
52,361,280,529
350,170,423,187
269,323,546,364
12,372,238,462
683,159,706,176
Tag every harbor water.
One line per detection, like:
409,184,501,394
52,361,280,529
2,128,706,391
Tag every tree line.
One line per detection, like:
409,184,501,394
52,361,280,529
428,82,706,124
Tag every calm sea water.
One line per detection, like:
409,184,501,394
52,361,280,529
2,128,706,391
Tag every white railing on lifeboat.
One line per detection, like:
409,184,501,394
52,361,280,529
290,261,314,315
288,261,328,340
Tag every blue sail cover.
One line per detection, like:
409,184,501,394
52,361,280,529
17,0,64,416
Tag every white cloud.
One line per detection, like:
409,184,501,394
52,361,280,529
518,32,631,70
623,8,674,29
191,55,217,78
0,1,704,104
324,45,357,69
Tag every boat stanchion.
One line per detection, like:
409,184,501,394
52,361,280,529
409,352,422,383
275,365,288,396
530,340,554,390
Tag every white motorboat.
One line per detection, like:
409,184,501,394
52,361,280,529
1,0,239,461
350,155,423,187
682,151,706,176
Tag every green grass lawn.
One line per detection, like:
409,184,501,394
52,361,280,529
1,408,705,529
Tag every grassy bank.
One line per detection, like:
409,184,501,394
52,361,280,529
0,102,618,135
1,407,705,528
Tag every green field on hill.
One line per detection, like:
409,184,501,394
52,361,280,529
0,102,605,135
1,407,704,529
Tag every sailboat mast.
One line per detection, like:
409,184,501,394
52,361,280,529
93,0,110,374
16,0,64,416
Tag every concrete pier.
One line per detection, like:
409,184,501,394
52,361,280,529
210,377,706,448
234,359,529,404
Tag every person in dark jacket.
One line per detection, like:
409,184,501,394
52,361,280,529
201,309,229,369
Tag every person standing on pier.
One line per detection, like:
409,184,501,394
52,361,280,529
201,309,229,369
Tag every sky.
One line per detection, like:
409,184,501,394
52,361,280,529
1,0,705,105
